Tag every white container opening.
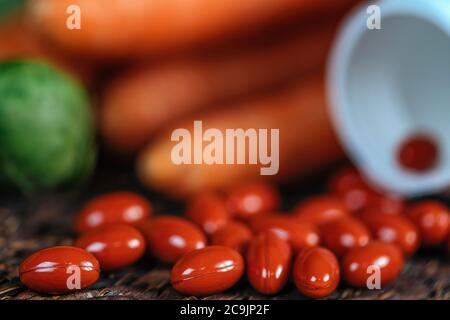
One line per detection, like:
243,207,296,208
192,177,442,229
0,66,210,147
328,0,450,197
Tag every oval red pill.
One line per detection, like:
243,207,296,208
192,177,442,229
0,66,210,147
19,246,100,294
171,246,244,296
249,214,320,253
397,134,439,173
407,200,450,246
226,182,280,220
342,242,404,288
211,221,252,254
320,217,371,257
361,213,420,255
141,216,207,264
328,167,404,215
328,167,366,194
186,191,231,235
293,247,340,298
246,232,292,295
294,195,349,226
74,224,146,270
328,167,372,212
74,192,152,233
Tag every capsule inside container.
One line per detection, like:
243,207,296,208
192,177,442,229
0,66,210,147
328,0,450,197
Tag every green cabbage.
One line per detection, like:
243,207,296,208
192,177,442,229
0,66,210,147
0,60,96,192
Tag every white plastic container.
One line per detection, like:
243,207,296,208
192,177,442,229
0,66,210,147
328,0,450,197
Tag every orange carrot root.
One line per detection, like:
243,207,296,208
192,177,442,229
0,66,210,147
137,73,344,198
28,0,361,58
100,21,341,154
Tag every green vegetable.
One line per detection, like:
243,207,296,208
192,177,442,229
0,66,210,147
0,0,26,20
0,60,96,192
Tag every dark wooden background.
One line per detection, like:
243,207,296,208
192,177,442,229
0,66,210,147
1,164,449,300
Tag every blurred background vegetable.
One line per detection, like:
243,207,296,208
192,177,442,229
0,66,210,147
0,61,95,192
138,73,343,198
100,19,341,155
1,0,449,302
0,10,95,83
0,0,25,19
28,0,360,59
0,0,361,196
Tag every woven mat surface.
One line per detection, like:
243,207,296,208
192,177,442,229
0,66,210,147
1,167,449,300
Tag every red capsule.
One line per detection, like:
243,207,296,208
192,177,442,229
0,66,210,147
186,191,231,235
249,214,320,253
293,247,340,298
342,242,404,288
171,246,244,296
361,213,420,255
74,192,152,233
328,167,404,215
328,167,366,194
141,216,207,264
407,201,450,246
328,167,372,212
19,246,100,294
320,217,371,257
246,232,292,295
211,222,252,254
397,134,439,173
343,188,405,216
294,195,349,226
226,182,280,220
74,224,146,270
369,194,405,216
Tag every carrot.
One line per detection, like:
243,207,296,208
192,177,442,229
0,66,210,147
28,0,360,58
100,20,340,155
0,14,93,83
137,73,344,198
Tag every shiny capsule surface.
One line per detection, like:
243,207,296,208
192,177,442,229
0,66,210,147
74,192,152,233
293,247,340,298
171,246,244,296
362,213,420,255
294,195,349,226
342,242,404,288
397,134,439,173
186,191,231,235
246,233,292,295
320,217,371,257
328,167,372,212
249,214,320,253
407,201,450,246
211,222,252,254
19,246,100,294
141,216,206,263
328,167,364,194
328,167,404,215
74,224,146,270
226,182,280,220
368,194,405,216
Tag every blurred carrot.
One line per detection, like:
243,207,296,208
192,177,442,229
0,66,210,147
28,0,360,58
100,21,340,155
137,73,344,198
0,14,94,83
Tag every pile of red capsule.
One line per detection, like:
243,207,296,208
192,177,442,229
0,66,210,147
19,167,450,297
